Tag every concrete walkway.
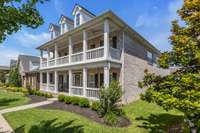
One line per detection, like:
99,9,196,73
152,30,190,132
0,98,57,133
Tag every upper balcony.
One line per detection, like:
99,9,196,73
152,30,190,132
39,19,123,70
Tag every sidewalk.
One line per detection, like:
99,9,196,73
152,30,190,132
0,98,56,133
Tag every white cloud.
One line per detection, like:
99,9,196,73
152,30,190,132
134,0,183,51
0,47,22,65
13,30,50,48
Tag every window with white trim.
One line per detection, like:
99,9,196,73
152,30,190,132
76,13,80,26
147,51,153,64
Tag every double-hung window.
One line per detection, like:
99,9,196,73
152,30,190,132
76,13,80,26
147,51,153,64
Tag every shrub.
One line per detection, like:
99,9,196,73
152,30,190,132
79,98,90,107
71,96,80,105
103,111,118,126
91,101,100,111
64,96,72,104
58,94,65,102
98,81,123,125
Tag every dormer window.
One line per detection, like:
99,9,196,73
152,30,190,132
76,13,80,26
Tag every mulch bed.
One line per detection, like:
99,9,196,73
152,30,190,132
27,95,47,104
38,101,131,127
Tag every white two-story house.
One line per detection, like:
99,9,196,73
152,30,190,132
37,4,169,103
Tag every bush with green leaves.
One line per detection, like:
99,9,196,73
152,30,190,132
71,96,80,105
90,101,100,111
58,94,65,102
64,96,72,104
79,98,90,107
98,81,123,125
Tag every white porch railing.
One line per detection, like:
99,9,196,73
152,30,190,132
86,47,104,60
71,86,83,96
56,55,69,65
42,83,47,90
42,61,47,68
71,52,83,62
86,88,99,98
48,59,55,67
110,47,121,60
49,84,55,91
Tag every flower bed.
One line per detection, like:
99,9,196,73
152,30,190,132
57,94,131,127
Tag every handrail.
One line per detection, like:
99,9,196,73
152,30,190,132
71,52,83,56
86,87,99,90
56,55,68,60
86,46,104,53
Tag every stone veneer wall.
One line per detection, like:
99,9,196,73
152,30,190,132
122,33,170,104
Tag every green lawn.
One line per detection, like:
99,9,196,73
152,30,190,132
0,90,30,110
4,100,184,133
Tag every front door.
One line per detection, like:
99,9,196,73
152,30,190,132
58,75,64,91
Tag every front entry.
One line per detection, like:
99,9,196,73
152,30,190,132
58,74,69,93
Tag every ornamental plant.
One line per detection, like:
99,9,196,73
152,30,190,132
139,0,200,132
98,81,123,125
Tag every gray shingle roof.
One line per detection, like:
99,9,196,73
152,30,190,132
18,55,40,73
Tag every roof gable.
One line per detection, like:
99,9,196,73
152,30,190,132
49,23,60,32
59,15,74,25
72,4,96,17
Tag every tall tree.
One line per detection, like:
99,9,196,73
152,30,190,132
139,0,200,132
0,0,47,43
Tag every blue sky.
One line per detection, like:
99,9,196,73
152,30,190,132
0,0,183,65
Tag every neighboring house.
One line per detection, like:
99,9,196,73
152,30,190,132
0,66,10,83
37,4,169,103
18,55,40,89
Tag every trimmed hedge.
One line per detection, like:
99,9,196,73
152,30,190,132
79,98,90,107
28,89,53,98
58,94,90,108
1,86,53,98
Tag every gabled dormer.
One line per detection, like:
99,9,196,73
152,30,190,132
72,4,96,28
49,24,60,39
59,15,74,34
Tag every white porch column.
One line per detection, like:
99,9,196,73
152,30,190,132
83,30,87,61
104,65,110,87
69,36,72,63
47,71,49,91
47,48,50,67
40,50,43,68
104,19,110,60
40,72,42,90
68,69,72,95
54,45,58,65
54,71,58,93
83,67,87,97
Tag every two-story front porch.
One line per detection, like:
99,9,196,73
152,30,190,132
38,19,123,99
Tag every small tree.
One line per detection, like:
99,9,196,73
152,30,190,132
139,0,200,132
98,81,123,125
8,66,21,87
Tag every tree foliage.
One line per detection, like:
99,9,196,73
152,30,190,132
8,65,21,87
139,0,200,132
0,0,47,43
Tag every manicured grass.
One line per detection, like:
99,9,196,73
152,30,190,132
0,90,30,110
4,100,184,133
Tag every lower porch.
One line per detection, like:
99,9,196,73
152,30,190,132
40,66,121,99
